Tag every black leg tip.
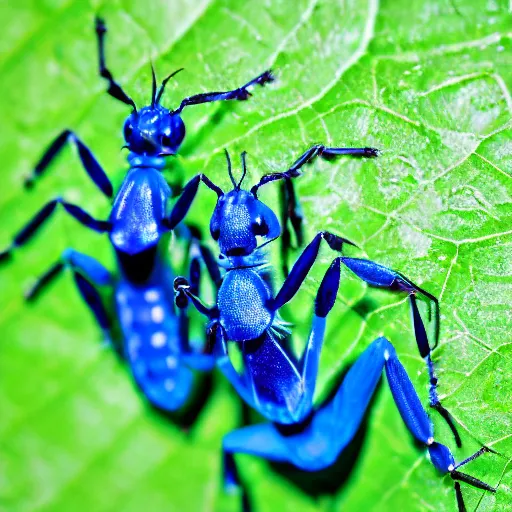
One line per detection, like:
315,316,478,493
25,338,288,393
365,147,380,157
432,403,462,448
260,69,276,84
322,232,358,251
483,445,499,455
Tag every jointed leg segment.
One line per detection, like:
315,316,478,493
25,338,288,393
24,129,113,196
0,198,110,262
340,256,460,446
26,248,112,337
269,232,354,311
95,17,137,110
173,70,275,114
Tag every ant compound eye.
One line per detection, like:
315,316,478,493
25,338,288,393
161,135,173,147
251,218,269,236
123,121,134,140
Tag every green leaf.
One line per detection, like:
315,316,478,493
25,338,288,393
1,1,511,511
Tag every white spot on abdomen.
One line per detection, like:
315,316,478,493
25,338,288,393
151,331,167,348
164,379,175,391
145,289,160,302
151,306,165,323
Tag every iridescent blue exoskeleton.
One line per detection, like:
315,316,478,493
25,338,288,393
174,152,497,511
0,18,273,413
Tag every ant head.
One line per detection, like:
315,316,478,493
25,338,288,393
209,151,281,257
123,107,185,156
123,67,186,156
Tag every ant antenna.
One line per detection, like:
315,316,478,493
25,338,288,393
95,16,137,112
150,63,157,107
237,151,248,190
156,68,184,105
224,149,237,188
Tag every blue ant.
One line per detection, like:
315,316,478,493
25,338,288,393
174,149,458,433
0,17,273,413
174,151,497,510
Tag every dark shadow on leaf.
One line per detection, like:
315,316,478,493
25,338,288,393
350,295,381,320
150,372,215,430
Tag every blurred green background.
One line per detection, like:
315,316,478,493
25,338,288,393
0,0,511,511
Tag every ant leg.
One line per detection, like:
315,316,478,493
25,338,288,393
279,178,304,277
269,232,354,311
410,294,461,445
178,241,215,372
174,222,223,289
222,423,292,489
174,276,216,318
454,446,495,470
383,339,434,443
197,243,222,289
26,248,112,340
220,337,422,485
427,445,496,510
0,198,110,262
95,17,136,109
285,145,379,177
173,233,220,322
234,259,341,424
221,337,496,512
24,130,113,197
173,70,275,114
251,144,379,194
164,173,223,230
296,258,341,416
340,256,461,446
320,337,494,508
279,181,292,277
340,338,495,509
276,144,378,270
341,257,439,349
384,341,496,503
